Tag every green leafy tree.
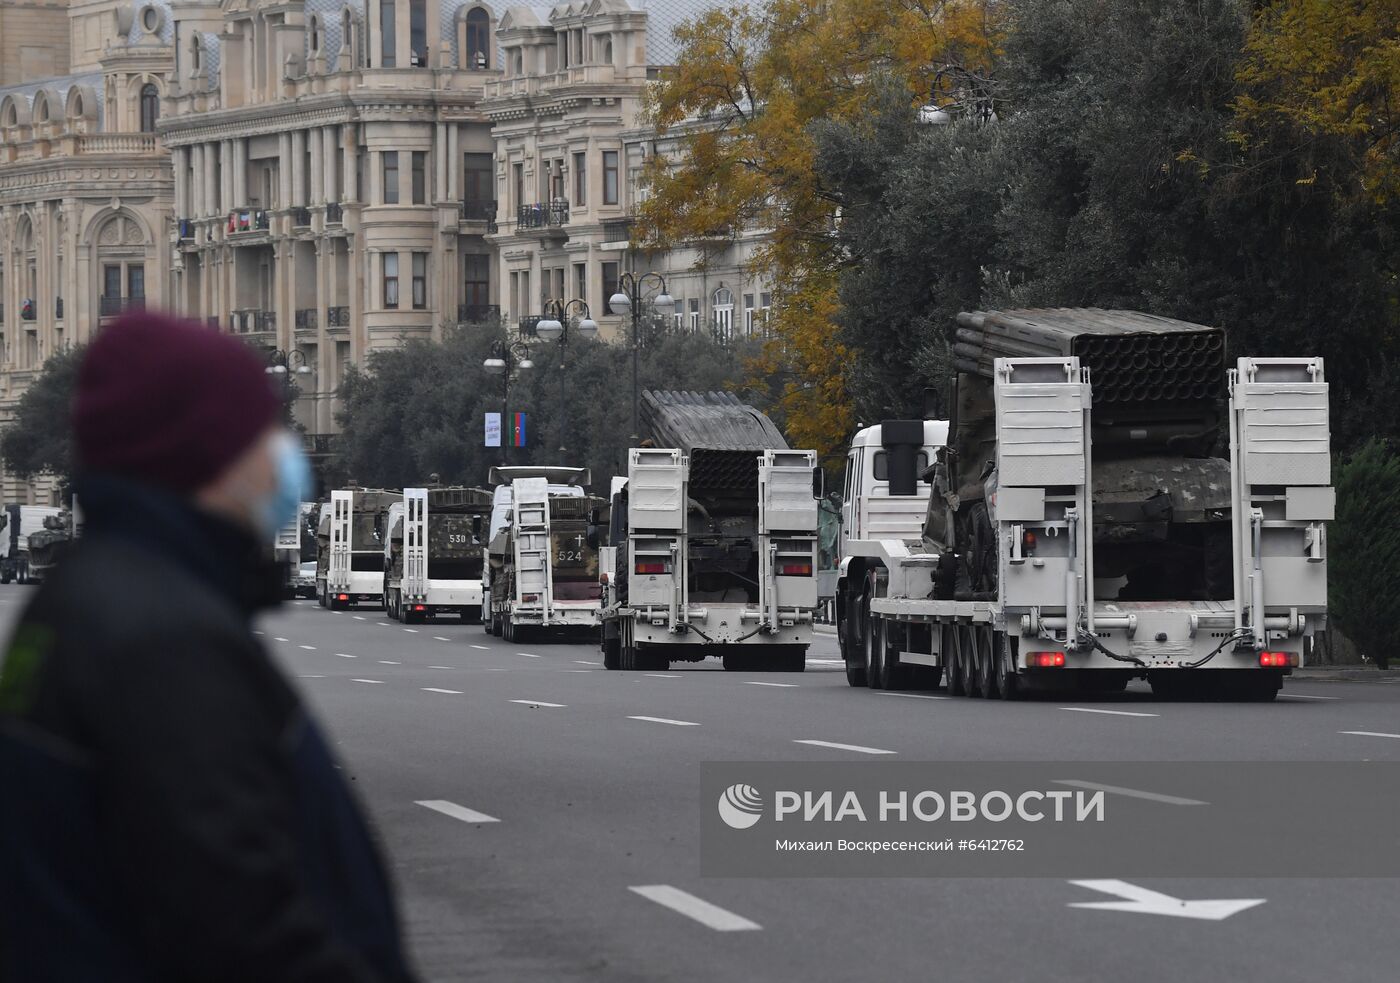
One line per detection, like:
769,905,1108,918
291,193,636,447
1329,439,1400,669
0,345,85,492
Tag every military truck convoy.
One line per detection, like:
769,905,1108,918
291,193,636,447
383,485,492,623
316,487,400,609
483,467,601,641
836,308,1331,701
1,505,65,584
597,392,821,672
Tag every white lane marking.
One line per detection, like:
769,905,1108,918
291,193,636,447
429,666,455,670
807,659,844,665
377,622,391,627
1052,779,1207,807
1341,730,1400,740
273,636,290,642
416,799,500,824
877,692,950,701
1060,707,1159,718
629,885,761,932
471,644,490,650
575,660,601,665
647,673,683,679
510,699,567,708
403,628,420,634
794,739,896,755
252,630,265,636
487,667,509,672
434,636,451,642
335,653,356,659
353,616,366,621
1068,880,1265,921
744,681,797,688
378,660,401,665
1278,694,1340,701
299,645,316,651
297,674,325,678
563,669,594,673
422,687,463,695
517,652,541,658
629,715,699,727
351,678,384,685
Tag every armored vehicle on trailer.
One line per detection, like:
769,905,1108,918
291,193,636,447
316,487,399,609
384,485,493,623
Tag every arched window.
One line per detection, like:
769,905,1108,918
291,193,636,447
71,94,83,118
34,96,48,124
309,15,321,54
465,8,490,69
341,10,356,68
2,102,15,128
139,83,159,133
713,287,735,342
190,35,202,73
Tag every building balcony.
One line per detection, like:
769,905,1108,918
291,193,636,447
458,304,500,325
99,296,145,318
227,210,271,235
601,217,634,245
325,202,344,224
302,433,336,457
76,134,159,155
518,315,542,339
461,199,497,223
177,218,196,241
295,308,319,332
291,206,312,229
517,201,569,231
20,300,35,322
327,305,350,328
230,309,276,334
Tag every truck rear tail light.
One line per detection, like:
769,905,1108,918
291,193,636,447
778,562,813,576
635,561,669,575
1028,651,1065,668
1259,651,1297,667
1023,531,1037,556
337,594,349,601
522,593,541,604
413,604,426,612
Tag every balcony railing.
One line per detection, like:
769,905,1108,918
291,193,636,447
461,199,496,222
601,217,633,243
291,206,312,228
227,210,270,234
326,202,344,224
20,300,36,322
99,296,145,317
457,303,500,325
518,315,542,338
302,433,337,457
295,308,318,331
327,305,350,327
229,309,275,333
177,218,195,240
516,201,569,229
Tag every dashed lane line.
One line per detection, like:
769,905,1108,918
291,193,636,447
628,715,699,727
1341,730,1400,740
429,666,455,670
422,688,463,695
471,644,491,650
434,636,451,642
794,739,896,755
298,645,316,651
629,886,761,932
510,699,567,708
1279,694,1340,701
1060,707,1159,718
647,673,683,679
877,692,950,701
377,622,391,627
335,653,356,659
403,629,420,634
297,675,325,679
517,652,541,658
378,660,401,665
353,616,366,621
273,637,290,643
351,678,385,685
575,660,601,666
416,800,500,824
744,681,797,688
1052,779,1207,807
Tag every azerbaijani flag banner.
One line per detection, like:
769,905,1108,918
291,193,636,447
513,412,527,447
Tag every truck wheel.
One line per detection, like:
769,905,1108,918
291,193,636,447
0,571,10,585
995,634,1021,700
945,625,966,696
844,591,870,688
865,614,886,689
603,636,621,670
977,627,998,699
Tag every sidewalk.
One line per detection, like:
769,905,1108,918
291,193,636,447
1291,666,1399,682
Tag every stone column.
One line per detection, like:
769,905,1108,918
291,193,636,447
203,142,216,216
291,129,306,206
233,137,247,209
323,125,339,203
278,132,293,209
447,124,459,200
434,123,447,206
342,124,356,202
310,127,325,206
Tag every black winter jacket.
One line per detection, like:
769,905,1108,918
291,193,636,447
0,477,418,983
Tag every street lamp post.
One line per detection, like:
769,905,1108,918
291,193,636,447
265,348,313,425
607,271,673,442
482,340,534,463
536,298,598,452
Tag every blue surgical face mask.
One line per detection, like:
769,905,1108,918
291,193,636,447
255,431,312,540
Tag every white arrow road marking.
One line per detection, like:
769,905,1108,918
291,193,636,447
1060,707,1159,718
416,799,499,824
422,687,463,695
1052,780,1207,807
628,715,699,727
1341,730,1400,740
794,739,896,755
629,885,760,932
1067,880,1265,920
510,699,567,708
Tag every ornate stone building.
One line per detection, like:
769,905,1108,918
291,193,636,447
0,0,770,503
0,0,175,503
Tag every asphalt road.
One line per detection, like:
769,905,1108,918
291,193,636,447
5,582,1399,982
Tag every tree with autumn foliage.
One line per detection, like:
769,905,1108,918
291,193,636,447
638,0,1002,462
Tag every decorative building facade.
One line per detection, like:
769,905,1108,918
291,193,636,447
0,0,770,504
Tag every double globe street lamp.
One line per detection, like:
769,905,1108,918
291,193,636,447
608,272,673,442
536,298,598,452
482,340,534,462
265,349,312,423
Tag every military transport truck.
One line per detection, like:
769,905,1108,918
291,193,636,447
837,308,1331,701
1,505,64,584
597,391,822,672
25,511,76,582
316,487,399,609
483,467,601,641
383,485,493,623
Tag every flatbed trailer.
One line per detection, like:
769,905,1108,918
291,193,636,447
839,324,1331,701
384,486,492,623
317,488,398,609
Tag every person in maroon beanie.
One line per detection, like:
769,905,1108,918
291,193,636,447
0,313,419,983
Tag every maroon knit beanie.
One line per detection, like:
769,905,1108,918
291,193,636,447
73,311,282,493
